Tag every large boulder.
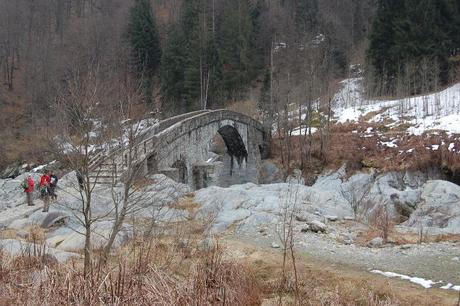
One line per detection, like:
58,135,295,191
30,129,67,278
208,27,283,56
406,180,460,233
194,181,354,234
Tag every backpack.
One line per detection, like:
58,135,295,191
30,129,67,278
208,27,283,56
21,181,28,190
40,186,48,196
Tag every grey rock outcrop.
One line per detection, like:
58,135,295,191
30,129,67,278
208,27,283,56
407,180,460,233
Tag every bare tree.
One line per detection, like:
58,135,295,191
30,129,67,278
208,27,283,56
277,181,301,304
100,79,154,262
53,66,110,277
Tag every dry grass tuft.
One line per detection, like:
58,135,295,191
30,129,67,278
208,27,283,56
26,225,46,244
0,229,18,240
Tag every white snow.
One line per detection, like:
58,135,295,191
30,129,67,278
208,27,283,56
441,283,453,289
431,144,440,151
32,161,56,172
333,79,460,135
370,270,438,289
379,139,398,148
440,283,460,291
291,127,318,136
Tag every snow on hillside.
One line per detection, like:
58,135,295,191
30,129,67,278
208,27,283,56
333,78,460,135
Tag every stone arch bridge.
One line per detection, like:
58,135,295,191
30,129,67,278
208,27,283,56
90,110,270,190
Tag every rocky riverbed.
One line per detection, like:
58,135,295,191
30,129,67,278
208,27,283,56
1,166,460,291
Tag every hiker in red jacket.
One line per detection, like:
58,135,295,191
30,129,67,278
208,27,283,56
22,175,35,206
39,171,51,212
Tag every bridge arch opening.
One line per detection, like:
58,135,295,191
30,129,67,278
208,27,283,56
218,125,248,163
215,125,248,175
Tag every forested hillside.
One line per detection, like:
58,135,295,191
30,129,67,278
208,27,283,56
0,0,458,170
366,0,460,96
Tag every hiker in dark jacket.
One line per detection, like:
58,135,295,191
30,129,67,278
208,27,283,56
48,171,58,200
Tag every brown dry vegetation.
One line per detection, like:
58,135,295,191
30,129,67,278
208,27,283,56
356,227,460,246
0,233,457,306
227,240,458,306
272,121,460,180
0,237,262,305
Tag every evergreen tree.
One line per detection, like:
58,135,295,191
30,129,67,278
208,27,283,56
367,0,460,95
161,0,216,112
218,0,253,98
160,26,186,106
127,0,162,103
367,0,405,93
180,0,202,111
249,0,270,77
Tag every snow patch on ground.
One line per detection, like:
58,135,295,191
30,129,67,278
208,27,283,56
370,270,440,289
370,269,460,291
333,79,460,135
379,139,398,148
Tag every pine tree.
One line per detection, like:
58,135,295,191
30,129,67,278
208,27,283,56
127,0,162,102
160,25,186,107
367,0,406,93
218,0,253,98
161,0,218,112
249,0,270,78
180,0,202,111
367,0,460,95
